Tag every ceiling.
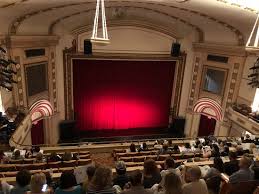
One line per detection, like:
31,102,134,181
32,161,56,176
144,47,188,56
0,0,257,45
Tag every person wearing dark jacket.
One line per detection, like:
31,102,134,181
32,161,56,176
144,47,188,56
224,151,239,176
113,161,129,190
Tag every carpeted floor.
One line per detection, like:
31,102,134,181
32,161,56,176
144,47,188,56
91,153,115,167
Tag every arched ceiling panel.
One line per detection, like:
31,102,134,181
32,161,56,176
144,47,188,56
0,0,255,45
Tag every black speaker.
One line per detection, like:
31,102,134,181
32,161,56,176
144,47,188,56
169,117,185,137
171,43,181,57
84,40,92,55
59,120,78,142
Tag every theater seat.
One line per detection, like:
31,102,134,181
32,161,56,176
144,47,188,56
62,160,77,168
78,159,92,166
220,180,259,194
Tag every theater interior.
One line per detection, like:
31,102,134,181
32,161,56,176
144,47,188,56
0,0,258,193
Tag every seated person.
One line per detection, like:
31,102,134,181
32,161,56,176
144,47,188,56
171,145,180,154
113,161,129,189
55,171,82,194
154,140,164,150
160,157,181,178
204,157,224,180
62,152,72,161
229,155,254,183
182,166,209,194
35,152,45,163
129,143,136,152
221,146,229,157
11,170,31,194
138,142,149,152
47,152,61,163
11,150,23,160
27,173,51,194
182,143,192,154
83,165,96,192
224,151,239,176
32,146,41,157
121,170,152,194
157,144,171,155
87,166,116,194
143,159,162,189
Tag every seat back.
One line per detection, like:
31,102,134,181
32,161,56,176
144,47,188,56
62,160,77,168
220,180,259,194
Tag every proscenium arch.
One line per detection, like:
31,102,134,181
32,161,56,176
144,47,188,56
193,98,223,121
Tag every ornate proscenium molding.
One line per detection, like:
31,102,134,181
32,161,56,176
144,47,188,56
63,51,186,120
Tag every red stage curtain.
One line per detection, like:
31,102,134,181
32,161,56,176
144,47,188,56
31,120,44,145
73,59,175,131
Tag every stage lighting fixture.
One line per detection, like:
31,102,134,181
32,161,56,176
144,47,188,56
0,46,18,91
7,59,17,65
248,73,259,77
0,47,6,53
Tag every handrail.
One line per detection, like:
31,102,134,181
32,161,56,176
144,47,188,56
9,113,32,149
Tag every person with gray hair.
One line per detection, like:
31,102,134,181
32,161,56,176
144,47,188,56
182,166,209,194
229,154,254,183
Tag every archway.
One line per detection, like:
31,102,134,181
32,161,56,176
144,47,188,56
29,100,53,144
193,98,223,136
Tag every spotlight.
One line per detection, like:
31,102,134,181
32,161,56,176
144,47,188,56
248,73,259,78
250,66,259,70
7,59,17,65
0,47,6,53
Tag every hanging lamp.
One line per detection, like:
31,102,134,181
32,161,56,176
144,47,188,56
91,0,110,45
246,13,259,50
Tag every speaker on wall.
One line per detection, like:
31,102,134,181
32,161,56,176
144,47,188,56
84,40,92,55
59,120,78,142
169,116,185,137
171,43,181,57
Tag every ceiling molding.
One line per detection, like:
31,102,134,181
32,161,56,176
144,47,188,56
49,6,203,42
193,42,247,56
0,0,29,8
71,19,181,39
8,1,244,45
8,35,59,48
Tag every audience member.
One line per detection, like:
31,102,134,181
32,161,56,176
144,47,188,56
153,172,182,194
48,152,60,163
143,159,162,189
55,171,82,194
224,151,239,176
121,170,152,194
220,146,229,157
161,157,181,178
138,142,148,152
88,166,116,194
62,152,72,161
204,157,224,179
45,172,57,192
157,144,171,155
171,145,180,154
229,155,254,183
182,166,209,194
83,165,96,192
11,150,23,160
154,140,164,150
10,170,31,194
25,149,33,159
32,146,41,157
113,161,129,189
182,143,192,154
27,173,50,194
35,152,45,163
129,144,136,152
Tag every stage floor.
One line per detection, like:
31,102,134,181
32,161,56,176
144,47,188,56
59,128,184,144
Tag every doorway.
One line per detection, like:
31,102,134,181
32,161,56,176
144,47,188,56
198,114,216,136
31,120,44,145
